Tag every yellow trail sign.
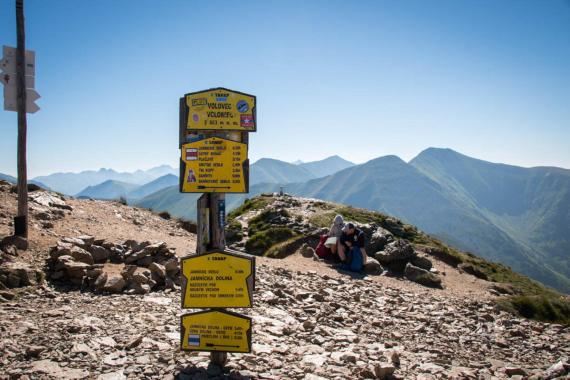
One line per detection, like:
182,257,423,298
183,87,256,132
181,250,255,308
180,309,252,353
180,137,248,193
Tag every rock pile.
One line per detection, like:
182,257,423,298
47,236,181,294
0,238,43,292
1,263,567,379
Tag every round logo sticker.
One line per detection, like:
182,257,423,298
236,100,249,113
192,113,199,122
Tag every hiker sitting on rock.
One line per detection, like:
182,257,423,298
339,222,368,271
326,214,345,256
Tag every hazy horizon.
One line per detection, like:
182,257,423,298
1,0,569,177
0,147,565,179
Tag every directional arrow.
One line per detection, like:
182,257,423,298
197,185,232,189
205,343,240,348
3,86,40,113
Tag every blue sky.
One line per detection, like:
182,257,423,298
1,0,569,177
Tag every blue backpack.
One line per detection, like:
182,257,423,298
344,247,364,272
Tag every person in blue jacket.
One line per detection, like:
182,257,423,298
339,223,368,272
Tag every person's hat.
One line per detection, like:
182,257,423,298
343,222,355,233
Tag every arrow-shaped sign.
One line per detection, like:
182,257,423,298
3,86,40,113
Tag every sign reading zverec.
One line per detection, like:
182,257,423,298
180,137,248,193
181,250,255,308
183,87,256,132
181,309,252,353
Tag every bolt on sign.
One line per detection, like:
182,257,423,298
182,87,256,132
180,136,248,193
181,250,255,309
181,309,252,353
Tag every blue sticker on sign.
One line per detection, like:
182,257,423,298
188,334,200,346
236,100,249,113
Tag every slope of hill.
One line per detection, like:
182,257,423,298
0,183,569,378
225,193,570,324
76,180,139,200
127,174,179,200
33,165,176,195
250,158,315,185
0,172,50,190
410,148,570,292
298,155,354,177
134,183,281,220
282,154,570,293
0,173,16,183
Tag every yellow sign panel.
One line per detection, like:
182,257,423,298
185,87,256,131
180,137,248,193
181,250,255,308
181,310,252,353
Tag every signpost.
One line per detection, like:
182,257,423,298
1,45,40,114
180,137,249,193
2,1,40,240
181,250,255,309
179,87,257,366
182,88,256,131
181,309,252,353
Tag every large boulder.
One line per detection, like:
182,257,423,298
375,239,416,271
88,245,110,263
458,263,488,280
411,255,433,271
49,242,73,260
0,262,42,288
149,262,166,282
363,257,383,275
300,243,315,258
102,275,126,293
404,263,442,288
367,227,394,253
124,242,165,264
70,246,94,265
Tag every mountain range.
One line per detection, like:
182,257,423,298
135,149,570,293
32,165,177,195
1,149,569,292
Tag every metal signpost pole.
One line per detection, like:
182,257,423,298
15,0,28,239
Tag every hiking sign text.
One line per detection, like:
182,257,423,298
182,88,256,132
180,309,252,353
181,250,255,308
180,136,248,193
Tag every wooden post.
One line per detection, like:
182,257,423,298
14,0,28,239
196,191,228,366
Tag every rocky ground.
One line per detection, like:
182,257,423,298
1,183,569,379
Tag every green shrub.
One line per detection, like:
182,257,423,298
158,211,171,220
248,209,290,236
228,197,270,219
499,295,570,324
265,235,307,258
309,210,336,228
225,220,244,244
245,227,296,256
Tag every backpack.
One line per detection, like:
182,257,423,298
315,234,331,258
346,246,364,272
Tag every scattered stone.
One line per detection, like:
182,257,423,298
404,263,442,288
300,243,315,258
